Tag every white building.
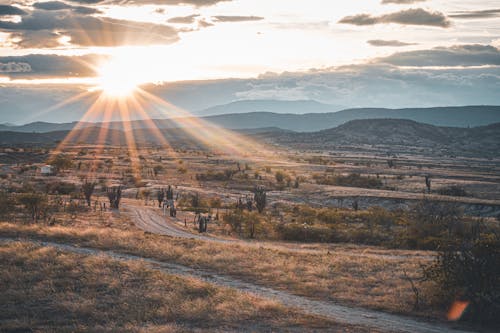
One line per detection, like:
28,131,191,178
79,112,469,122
40,165,54,175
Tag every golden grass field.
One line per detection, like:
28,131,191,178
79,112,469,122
1,240,383,332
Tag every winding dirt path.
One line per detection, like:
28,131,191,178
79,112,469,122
0,237,473,333
124,204,435,261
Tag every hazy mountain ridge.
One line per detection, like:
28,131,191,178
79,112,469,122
196,99,342,116
268,119,500,157
1,118,499,157
1,105,499,133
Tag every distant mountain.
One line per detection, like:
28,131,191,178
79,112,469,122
1,105,500,133
0,121,87,133
197,99,342,116
268,119,500,157
2,119,499,157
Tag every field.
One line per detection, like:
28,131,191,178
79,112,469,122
0,136,499,332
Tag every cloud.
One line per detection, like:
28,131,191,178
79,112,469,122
368,39,417,47
378,44,500,67
0,5,27,16
381,0,427,4
0,54,108,78
168,14,199,24
231,64,500,109
339,8,450,28
213,15,264,22
0,9,179,47
66,0,230,6
0,62,31,73
33,1,102,14
450,9,500,19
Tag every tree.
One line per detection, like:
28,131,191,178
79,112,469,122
166,185,174,200
48,154,74,173
153,165,164,177
82,181,96,207
275,171,285,183
107,186,122,209
0,191,14,218
424,234,500,325
254,187,267,213
425,175,432,193
18,193,47,222
157,188,165,208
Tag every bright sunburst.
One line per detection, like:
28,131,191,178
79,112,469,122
95,59,141,97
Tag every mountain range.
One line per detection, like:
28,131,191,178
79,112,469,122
0,118,499,158
1,104,499,133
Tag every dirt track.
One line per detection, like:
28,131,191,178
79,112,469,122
0,237,474,333
124,204,435,261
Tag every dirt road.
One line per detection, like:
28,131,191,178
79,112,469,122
124,204,435,261
0,237,473,333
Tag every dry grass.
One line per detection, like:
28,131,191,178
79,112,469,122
0,220,436,320
1,241,371,332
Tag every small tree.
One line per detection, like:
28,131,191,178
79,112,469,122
157,188,165,208
425,175,432,193
18,193,47,222
166,185,174,200
275,171,285,183
153,165,164,177
424,235,500,325
48,154,74,173
0,191,14,218
254,187,267,213
82,181,96,207
107,186,122,209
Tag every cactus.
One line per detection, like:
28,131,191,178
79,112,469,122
107,186,122,209
253,186,267,213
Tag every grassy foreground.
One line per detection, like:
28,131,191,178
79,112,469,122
0,219,435,320
1,241,378,332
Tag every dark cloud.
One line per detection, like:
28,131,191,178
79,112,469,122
339,8,450,28
213,15,264,22
0,5,27,16
3,63,500,123
0,9,179,47
0,62,31,73
381,0,426,4
367,39,417,47
450,9,500,19
168,14,199,24
378,44,500,67
0,54,108,78
33,1,102,14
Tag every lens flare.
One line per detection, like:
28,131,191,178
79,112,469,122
447,300,469,321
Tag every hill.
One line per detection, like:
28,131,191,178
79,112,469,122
1,105,499,133
268,119,500,157
1,119,499,157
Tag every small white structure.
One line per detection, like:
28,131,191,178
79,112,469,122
40,165,54,175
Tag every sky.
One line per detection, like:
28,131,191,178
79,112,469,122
0,0,500,124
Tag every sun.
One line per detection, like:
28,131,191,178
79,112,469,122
96,59,141,98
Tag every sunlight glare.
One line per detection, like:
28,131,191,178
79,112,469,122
96,59,141,97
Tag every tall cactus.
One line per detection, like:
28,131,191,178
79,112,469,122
253,186,267,214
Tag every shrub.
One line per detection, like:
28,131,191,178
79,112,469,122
437,185,469,197
423,236,500,325
313,173,383,189
45,181,77,195
276,223,335,242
